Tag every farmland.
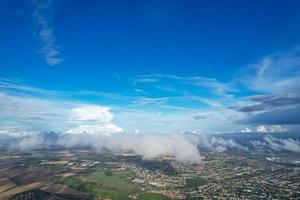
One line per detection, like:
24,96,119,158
0,149,170,200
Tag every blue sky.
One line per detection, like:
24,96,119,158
0,0,300,134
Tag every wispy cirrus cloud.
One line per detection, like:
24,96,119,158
30,0,63,65
238,46,300,93
134,74,236,97
233,47,300,126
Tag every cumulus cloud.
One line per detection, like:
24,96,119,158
241,125,287,133
66,124,123,136
256,125,268,133
241,127,252,133
67,105,123,136
269,125,288,133
70,106,113,122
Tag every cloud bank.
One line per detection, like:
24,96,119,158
241,125,288,133
195,134,249,152
57,133,203,163
2,129,300,163
251,136,300,153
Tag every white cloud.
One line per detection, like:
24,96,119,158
133,129,140,134
66,124,123,136
255,125,287,133
241,125,287,133
0,129,35,138
241,127,252,133
256,125,268,133
270,125,287,133
68,105,123,136
70,105,113,122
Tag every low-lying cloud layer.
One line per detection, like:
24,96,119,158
1,131,203,163
251,136,300,153
57,133,203,163
2,130,299,163
196,134,249,152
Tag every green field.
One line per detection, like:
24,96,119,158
62,176,131,199
186,177,208,189
136,193,170,200
61,168,169,200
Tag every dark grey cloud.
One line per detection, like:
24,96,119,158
238,94,300,113
193,115,207,120
246,106,300,125
252,94,300,107
238,104,268,113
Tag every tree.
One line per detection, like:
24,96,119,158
104,168,113,176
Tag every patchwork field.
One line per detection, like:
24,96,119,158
0,181,47,198
0,150,171,200
0,178,16,193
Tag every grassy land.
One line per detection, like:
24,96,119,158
61,168,170,200
136,193,170,200
61,169,135,199
86,169,137,191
